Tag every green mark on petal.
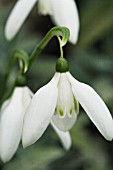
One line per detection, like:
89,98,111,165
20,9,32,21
59,109,64,117
54,108,57,115
74,97,79,114
70,108,73,115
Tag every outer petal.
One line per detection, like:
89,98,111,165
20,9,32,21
22,73,60,148
52,112,77,132
5,0,37,40
67,72,113,141
50,0,79,44
22,86,34,110
0,87,25,162
51,121,71,150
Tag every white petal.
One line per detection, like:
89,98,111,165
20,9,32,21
50,0,79,44
22,86,33,110
38,0,53,15
5,0,37,40
67,72,113,141
51,121,71,150
22,73,60,148
56,73,78,118
0,87,25,162
52,111,77,132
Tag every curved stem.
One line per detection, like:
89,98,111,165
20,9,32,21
57,36,64,58
29,26,70,65
1,49,29,98
0,26,70,106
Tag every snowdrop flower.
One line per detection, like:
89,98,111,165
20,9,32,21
5,0,79,44
22,73,71,149
0,86,33,163
0,86,71,163
22,58,113,149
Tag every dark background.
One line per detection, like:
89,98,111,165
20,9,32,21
0,0,113,169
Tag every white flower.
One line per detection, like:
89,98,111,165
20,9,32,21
0,85,71,162
0,86,33,163
22,72,113,149
5,0,79,44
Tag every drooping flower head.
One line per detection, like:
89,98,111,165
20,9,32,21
22,57,113,149
5,0,79,44
0,79,72,162
0,86,33,162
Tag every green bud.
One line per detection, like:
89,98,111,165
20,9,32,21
56,58,69,73
16,75,27,87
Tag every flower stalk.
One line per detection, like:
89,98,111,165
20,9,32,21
0,49,29,106
0,26,70,107
29,26,70,65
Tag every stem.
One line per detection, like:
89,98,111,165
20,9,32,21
0,49,29,98
1,56,16,98
29,26,70,65
0,27,70,105
57,36,64,58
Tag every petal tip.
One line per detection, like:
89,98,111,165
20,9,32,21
64,141,72,151
22,134,32,149
69,32,79,45
103,134,113,141
0,152,13,163
4,24,13,41
22,141,28,149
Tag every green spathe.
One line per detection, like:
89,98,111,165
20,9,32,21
16,75,27,87
56,58,69,73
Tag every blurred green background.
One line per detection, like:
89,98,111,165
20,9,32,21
0,0,113,169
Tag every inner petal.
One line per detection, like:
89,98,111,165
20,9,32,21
52,111,77,132
56,73,77,118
